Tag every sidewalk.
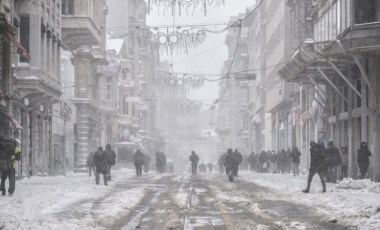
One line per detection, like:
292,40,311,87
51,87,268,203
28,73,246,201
239,171,380,229
0,169,135,230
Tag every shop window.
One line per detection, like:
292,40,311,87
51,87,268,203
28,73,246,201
355,0,377,24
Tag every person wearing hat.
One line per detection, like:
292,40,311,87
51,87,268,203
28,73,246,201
357,141,372,179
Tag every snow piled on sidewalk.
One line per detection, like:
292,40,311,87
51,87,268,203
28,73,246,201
240,172,380,230
0,169,142,230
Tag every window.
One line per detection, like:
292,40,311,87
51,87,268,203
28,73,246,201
355,0,377,24
62,0,74,15
106,77,112,101
20,16,30,63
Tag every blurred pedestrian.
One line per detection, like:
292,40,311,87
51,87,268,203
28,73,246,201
218,153,226,173
133,149,145,176
357,141,372,179
94,146,108,185
233,149,242,176
291,147,301,176
224,148,236,182
86,152,95,176
303,141,326,193
144,153,151,173
326,141,341,183
247,152,255,172
0,132,21,196
105,144,116,181
340,147,348,180
189,151,200,175
155,151,166,173
207,163,214,173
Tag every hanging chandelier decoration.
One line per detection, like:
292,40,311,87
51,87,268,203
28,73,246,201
160,99,202,116
153,72,205,94
147,0,226,16
150,25,227,54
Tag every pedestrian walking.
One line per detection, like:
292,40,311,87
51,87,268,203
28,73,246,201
93,146,108,185
357,141,372,179
340,147,348,180
247,152,255,172
189,151,200,175
104,144,116,181
133,149,145,176
199,163,207,174
218,153,226,173
155,151,166,173
233,149,242,176
224,148,237,182
291,147,301,176
86,152,95,176
303,141,326,193
326,141,341,183
0,131,21,196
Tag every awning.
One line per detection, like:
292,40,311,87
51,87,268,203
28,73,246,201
5,32,31,60
0,110,23,129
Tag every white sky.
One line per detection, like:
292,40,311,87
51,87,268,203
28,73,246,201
146,0,256,104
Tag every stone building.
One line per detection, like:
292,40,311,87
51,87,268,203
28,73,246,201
280,0,380,180
61,0,109,172
11,0,63,176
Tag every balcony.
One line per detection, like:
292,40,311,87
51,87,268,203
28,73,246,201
61,16,103,51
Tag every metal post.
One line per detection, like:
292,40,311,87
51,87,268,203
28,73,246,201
328,61,361,98
317,68,349,103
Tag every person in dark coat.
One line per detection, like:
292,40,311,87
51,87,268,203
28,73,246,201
340,147,348,180
247,152,256,172
93,146,108,185
133,149,145,176
189,151,200,175
199,163,207,174
357,141,372,179
326,141,341,183
233,149,243,176
105,144,116,181
303,141,326,193
86,152,95,176
224,148,237,182
0,134,21,196
155,152,167,173
291,147,301,176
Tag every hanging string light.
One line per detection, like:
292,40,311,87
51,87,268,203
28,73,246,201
147,0,226,16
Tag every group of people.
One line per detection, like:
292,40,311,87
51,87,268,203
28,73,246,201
304,140,372,193
217,149,243,182
189,151,215,175
244,148,301,176
86,144,116,186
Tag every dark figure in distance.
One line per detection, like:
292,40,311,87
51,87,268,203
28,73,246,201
340,147,348,180
189,151,200,175
224,148,237,182
94,146,108,185
247,152,256,172
326,141,341,183
303,141,326,193
233,149,243,176
357,141,372,179
218,153,226,173
155,152,166,173
291,147,301,176
105,144,116,181
133,149,145,176
86,152,95,176
0,133,21,196
199,163,207,174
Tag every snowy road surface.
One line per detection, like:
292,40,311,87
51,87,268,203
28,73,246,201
0,169,379,229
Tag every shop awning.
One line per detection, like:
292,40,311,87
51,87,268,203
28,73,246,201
5,32,31,60
0,110,22,129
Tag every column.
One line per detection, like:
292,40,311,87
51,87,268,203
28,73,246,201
30,110,38,175
37,114,45,174
75,104,90,172
347,67,355,178
21,109,30,177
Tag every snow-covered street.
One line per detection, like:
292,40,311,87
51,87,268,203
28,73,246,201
1,169,379,230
